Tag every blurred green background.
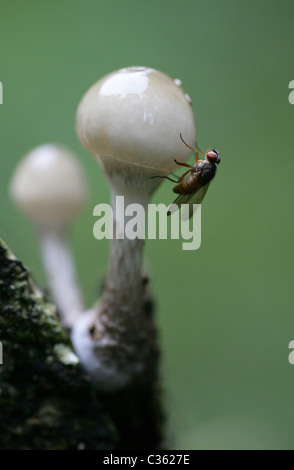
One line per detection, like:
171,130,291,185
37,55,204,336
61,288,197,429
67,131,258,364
1,0,294,449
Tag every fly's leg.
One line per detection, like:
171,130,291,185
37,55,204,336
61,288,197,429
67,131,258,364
150,175,180,183
180,133,206,161
194,152,203,164
174,159,193,169
174,168,193,182
151,167,192,184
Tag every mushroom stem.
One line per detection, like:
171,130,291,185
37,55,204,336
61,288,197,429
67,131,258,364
103,235,144,324
99,189,151,373
102,189,148,318
38,227,84,329
72,190,153,391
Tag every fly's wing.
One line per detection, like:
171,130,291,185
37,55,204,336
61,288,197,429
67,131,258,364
167,182,211,218
167,193,191,215
186,182,210,218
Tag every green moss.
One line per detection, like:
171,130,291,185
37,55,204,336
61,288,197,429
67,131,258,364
0,239,116,450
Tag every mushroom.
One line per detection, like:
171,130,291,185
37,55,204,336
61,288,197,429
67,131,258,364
73,66,196,391
10,144,87,328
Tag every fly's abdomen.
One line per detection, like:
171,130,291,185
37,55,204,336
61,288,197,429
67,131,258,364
173,172,200,194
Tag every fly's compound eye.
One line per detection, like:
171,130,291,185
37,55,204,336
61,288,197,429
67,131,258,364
207,149,221,164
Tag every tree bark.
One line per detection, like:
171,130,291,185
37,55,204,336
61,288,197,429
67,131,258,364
0,239,116,450
0,238,164,450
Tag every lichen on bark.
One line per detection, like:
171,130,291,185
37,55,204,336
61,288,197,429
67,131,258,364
0,238,116,450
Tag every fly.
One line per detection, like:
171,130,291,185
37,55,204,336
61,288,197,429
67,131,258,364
152,134,221,218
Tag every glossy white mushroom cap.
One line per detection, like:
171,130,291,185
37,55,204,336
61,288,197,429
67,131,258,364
10,144,87,228
76,66,196,194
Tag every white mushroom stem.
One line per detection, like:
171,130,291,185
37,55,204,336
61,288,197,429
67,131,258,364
102,189,149,317
38,227,84,329
72,190,151,391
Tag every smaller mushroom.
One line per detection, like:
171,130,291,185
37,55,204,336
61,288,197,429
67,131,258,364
10,144,87,328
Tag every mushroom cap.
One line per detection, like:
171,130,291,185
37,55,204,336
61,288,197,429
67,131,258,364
76,66,196,194
10,144,87,228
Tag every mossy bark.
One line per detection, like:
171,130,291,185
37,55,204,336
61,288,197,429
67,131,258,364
99,277,165,449
0,239,116,450
0,239,164,450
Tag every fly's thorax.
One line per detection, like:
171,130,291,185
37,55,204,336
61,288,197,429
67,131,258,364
200,160,217,185
196,160,208,170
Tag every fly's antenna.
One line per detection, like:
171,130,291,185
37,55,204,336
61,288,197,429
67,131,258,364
180,133,205,156
180,133,195,153
195,142,206,156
